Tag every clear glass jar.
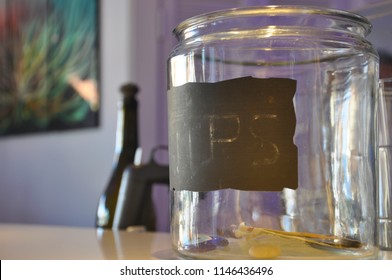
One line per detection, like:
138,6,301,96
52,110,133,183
167,6,379,259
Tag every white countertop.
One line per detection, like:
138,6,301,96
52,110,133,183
0,223,175,260
0,223,391,260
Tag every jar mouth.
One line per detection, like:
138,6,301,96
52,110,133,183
173,5,372,40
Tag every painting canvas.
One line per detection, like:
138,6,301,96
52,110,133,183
0,0,99,136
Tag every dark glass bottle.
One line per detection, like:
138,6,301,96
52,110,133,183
96,83,139,228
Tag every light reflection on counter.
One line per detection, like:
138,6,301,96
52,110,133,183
95,227,176,260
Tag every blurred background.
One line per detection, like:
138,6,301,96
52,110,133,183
0,0,391,232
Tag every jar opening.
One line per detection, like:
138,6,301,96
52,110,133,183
173,5,372,41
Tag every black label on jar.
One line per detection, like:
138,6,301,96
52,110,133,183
168,76,297,192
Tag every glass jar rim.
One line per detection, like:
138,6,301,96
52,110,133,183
173,5,372,39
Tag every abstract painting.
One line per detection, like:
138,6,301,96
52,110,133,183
0,0,99,136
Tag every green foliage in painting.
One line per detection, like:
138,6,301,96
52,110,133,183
0,0,99,135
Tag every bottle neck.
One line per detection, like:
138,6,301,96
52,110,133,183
115,92,138,162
